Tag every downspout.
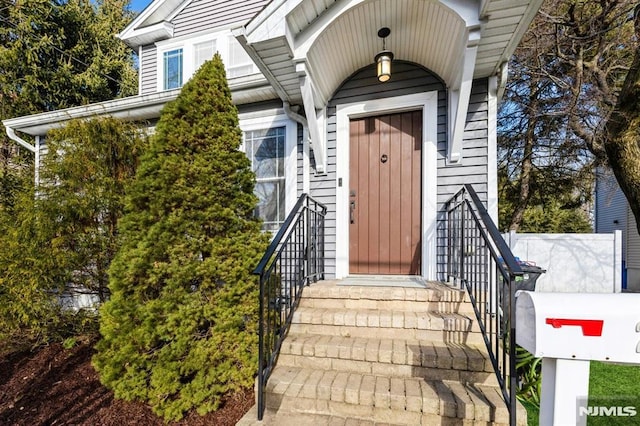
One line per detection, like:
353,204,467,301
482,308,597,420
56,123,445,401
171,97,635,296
6,126,38,186
283,101,311,193
5,126,36,153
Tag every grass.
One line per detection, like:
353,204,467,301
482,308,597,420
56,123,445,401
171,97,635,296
522,361,640,425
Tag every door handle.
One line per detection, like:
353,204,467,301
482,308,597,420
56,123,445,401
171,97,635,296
350,201,356,224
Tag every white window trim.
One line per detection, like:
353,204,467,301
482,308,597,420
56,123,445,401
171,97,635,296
156,30,258,92
335,92,439,280
239,113,297,226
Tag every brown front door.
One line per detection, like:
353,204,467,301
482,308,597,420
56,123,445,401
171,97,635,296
349,111,422,275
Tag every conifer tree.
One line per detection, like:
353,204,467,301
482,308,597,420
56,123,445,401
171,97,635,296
0,118,144,344
39,118,145,302
94,54,268,421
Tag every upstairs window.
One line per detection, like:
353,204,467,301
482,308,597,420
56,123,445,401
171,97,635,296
157,32,259,92
163,48,183,90
194,40,216,72
228,37,255,78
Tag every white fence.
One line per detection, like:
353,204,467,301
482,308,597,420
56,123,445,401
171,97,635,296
504,231,622,293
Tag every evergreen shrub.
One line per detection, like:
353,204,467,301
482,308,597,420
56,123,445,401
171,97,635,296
93,54,269,420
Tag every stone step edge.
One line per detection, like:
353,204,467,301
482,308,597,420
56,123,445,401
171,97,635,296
302,282,470,304
238,404,520,426
292,307,478,331
287,323,485,345
265,366,513,423
298,297,477,314
280,333,493,373
276,354,499,387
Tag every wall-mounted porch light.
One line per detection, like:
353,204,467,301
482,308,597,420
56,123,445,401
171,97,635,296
375,27,393,82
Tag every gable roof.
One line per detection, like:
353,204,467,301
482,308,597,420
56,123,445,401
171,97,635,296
118,0,185,47
119,0,272,48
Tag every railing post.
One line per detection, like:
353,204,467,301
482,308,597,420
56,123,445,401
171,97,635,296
460,198,466,289
257,272,265,420
305,198,311,283
509,273,517,426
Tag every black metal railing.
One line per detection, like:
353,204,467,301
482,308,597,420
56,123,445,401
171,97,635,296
253,193,326,420
446,185,523,426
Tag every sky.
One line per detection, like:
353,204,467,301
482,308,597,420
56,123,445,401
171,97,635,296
129,0,153,13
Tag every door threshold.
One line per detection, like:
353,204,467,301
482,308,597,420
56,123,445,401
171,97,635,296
339,275,427,288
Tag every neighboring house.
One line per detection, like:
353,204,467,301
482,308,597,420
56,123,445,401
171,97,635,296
595,169,640,291
3,0,542,283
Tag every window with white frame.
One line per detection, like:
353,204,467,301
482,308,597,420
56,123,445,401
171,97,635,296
245,127,286,231
194,40,216,72
227,37,254,78
157,31,258,92
163,48,183,90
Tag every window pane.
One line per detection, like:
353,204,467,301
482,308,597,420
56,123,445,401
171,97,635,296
247,127,285,179
255,180,285,232
163,49,183,90
228,37,255,77
194,40,216,71
245,126,286,230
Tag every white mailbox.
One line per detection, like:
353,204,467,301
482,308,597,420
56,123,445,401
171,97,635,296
516,291,640,426
516,291,640,363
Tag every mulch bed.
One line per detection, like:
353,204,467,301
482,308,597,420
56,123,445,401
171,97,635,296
0,340,254,425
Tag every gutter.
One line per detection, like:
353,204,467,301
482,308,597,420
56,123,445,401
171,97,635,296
5,126,35,153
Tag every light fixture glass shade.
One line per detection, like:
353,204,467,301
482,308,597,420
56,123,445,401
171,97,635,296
375,50,393,82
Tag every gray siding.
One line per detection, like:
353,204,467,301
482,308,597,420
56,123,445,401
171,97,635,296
315,62,455,279
308,63,490,279
627,210,640,269
436,80,490,278
140,44,158,95
595,170,627,232
172,0,270,38
595,169,629,264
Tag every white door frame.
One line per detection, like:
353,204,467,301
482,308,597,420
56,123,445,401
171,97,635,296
335,91,439,280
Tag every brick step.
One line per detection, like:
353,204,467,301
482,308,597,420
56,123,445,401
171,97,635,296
278,334,498,385
298,296,476,315
264,366,526,425
292,307,479,332
239,406,511,426
237,406,408,426
302,280,469,304
288,322,484,345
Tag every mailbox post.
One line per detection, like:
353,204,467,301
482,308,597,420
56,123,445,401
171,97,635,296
516,292,640,426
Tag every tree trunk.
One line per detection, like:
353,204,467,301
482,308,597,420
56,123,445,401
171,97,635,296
604,6,640,235
509,86,539,231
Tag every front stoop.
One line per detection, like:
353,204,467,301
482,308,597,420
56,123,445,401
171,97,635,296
237,280,527,426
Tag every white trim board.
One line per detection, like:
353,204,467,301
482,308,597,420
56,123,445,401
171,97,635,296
335,91,439,280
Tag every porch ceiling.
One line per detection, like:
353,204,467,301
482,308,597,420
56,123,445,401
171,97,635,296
299,0,468,103
242,0,542,104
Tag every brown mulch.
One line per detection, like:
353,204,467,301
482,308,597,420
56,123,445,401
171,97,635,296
0,339,254,426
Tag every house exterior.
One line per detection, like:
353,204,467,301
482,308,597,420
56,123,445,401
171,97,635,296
3,0,542,283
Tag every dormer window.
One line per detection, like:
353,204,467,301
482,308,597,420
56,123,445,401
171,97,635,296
157,31,258,92
228,38,254,78
194,40,216,71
